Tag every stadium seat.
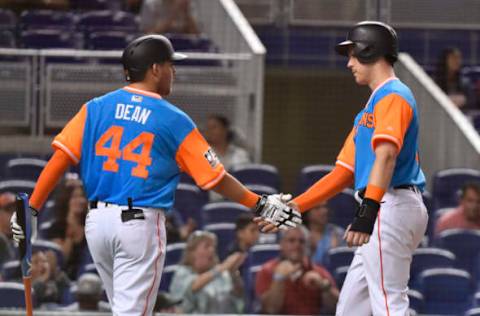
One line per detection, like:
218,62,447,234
0,179,36,195
0,30,15,48
333,265,349,290
174,183,207,228
410,247,456,288
1,260,21,281
204,223,236,260
296,164,334,194
202,202,249,225
87,31,133,50
0,282,28,308
434,229,480,279
474,291,480,307
419,268,473,315
165,242,186,267
33,239,65,268
0,9,17,31
408,289,424,313
77,10,137,33
325,246,355,273
159,264,177,292
327,188,357,229
21,29,76,49
5,157,47,180
244,184,278,196
432,168,480,210
248,244,280,267
466,307,480,316
229,163,280,190
20,10,75,31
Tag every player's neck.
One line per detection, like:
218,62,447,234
128,82,161,96
368,65,395,91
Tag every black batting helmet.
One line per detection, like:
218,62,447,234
121,34,187,82
335,21,398,65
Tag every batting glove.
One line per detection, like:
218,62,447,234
349,198,380,235
255,194,302,230
10,207,38,245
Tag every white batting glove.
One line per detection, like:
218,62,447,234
255,194,302,230
10,212,24,244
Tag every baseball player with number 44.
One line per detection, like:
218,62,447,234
257,21,428,316
10,34,301,316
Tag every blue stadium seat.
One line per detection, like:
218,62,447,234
466,307,480,316
174,183,207,228
202,202,249,225
77,10,137,33
165,242,186,267
244,184,278,196
159,264,178,292
474,291,480,307
0,30,15,48
20,10,75,31
410,248,456,288
325,246,355,273
33,239,65,268
0,179,36,195
296,164,334,195
432,168,480,210
204,223,236,260
434,229,480,280
419,268,473,315
230,163,280,190
328,188,356,229
5,157,47,180
333,265,349,290
0,282,28,308
87,31,133,50
21,29,76,49
248,244,280,267
0,9,17,31
1,260,21,281
408,289,424,314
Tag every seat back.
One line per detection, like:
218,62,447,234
202,202,249,225
204,223,236,260
230,163,280,190
432,168,480,209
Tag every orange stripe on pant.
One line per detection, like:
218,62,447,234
377,209,391,316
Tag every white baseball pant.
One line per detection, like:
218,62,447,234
336,187,428,316
85,202,166,316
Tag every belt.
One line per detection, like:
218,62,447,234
393,184,420,193
89,199,145,223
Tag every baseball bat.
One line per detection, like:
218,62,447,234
15,193,33,316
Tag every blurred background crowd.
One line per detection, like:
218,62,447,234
0,0,479,316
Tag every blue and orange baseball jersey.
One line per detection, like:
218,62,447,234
336,77,426,191
52,86,225,210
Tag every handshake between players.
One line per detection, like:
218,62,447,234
253,193,303,233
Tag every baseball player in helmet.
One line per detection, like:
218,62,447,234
257,21,428,315
10,34,301,315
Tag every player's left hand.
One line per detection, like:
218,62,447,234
344,224,370,247
344,197,380,247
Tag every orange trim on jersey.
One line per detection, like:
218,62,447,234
29,150,71,210
372,94,413,152
52,104,87,165
377,210,392,316
142,212,162,316
292,165,354,212
336,128,356,172
123,86,162,99
175,128,226,190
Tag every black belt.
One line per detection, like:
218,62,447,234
393,184,419,193
89,199,145,223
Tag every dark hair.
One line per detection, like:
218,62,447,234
434,47,462,93
208,114,234,142
235,212,255,232
460,182,480,198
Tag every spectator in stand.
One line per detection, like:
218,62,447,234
304,202,345,266
435,182,480,235
169,230,246,314
165,208,196,243
31,250,70,307
434,47,476,110
139,0,200,35
62,273,110,312
45,178,88,280
0,192,17,266
255,226,339,315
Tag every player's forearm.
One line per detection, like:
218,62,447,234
292,166,354,212
29,150,72,210
368,142,397,191
261,281,286,314
211,173,260,208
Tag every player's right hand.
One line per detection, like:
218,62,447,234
254,194,302,232
10,212,25,244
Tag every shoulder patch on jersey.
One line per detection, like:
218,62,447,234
204,148,219,168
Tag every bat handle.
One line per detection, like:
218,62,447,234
23,276,33,316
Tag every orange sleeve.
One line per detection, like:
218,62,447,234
29,150,71,210
336,128,355,173
52,104,87,165
175,128,226,190
372,94,413,152
292,165,354,212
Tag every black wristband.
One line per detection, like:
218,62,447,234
349,198,380,235
254,194,268,215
